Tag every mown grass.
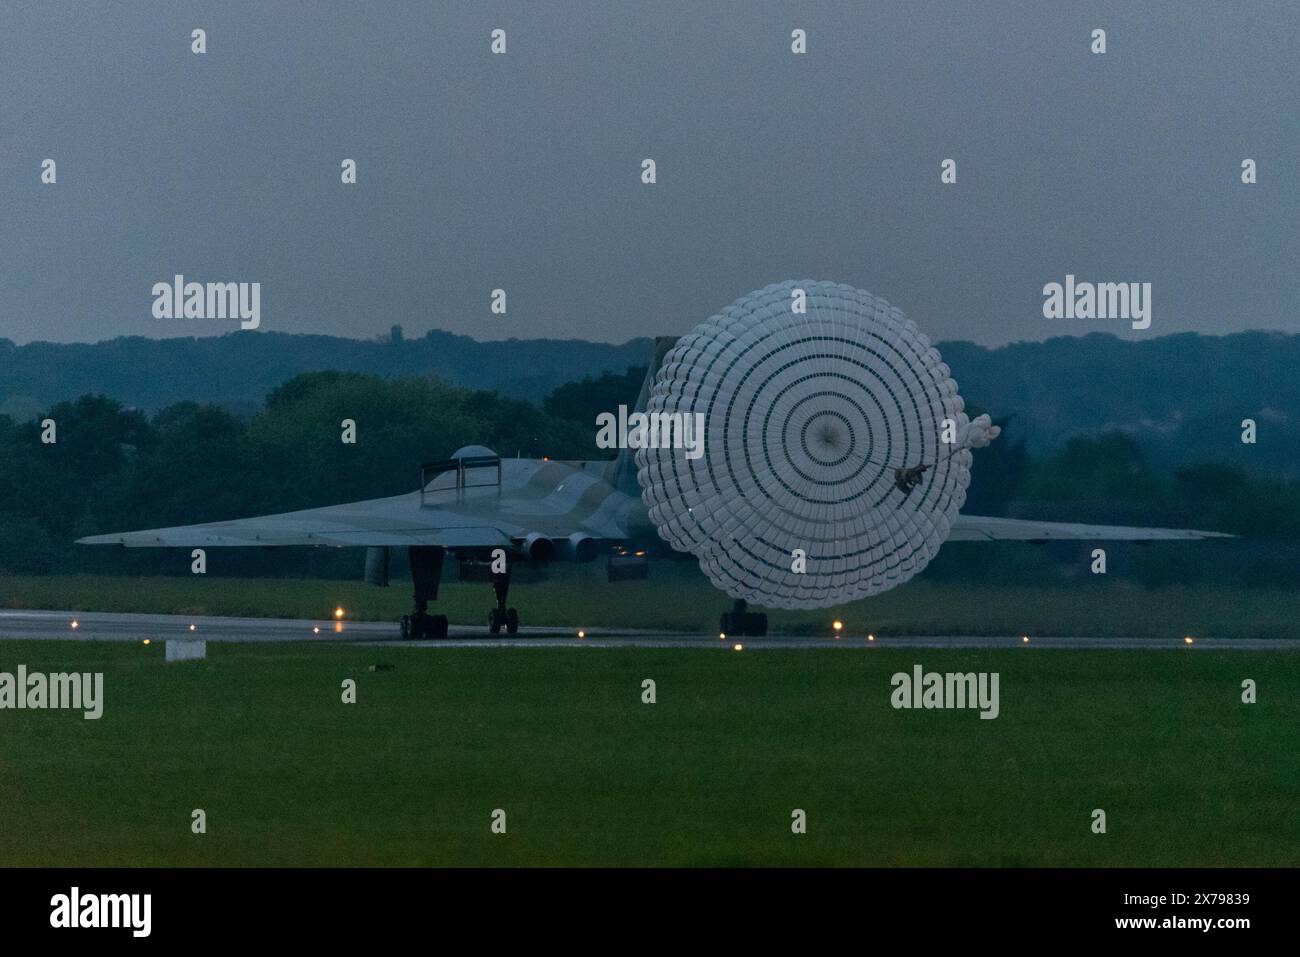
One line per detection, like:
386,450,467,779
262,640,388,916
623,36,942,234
1,568,1298,639
0,641,1295,866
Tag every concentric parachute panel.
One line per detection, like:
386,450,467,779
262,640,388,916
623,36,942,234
635,280,978,609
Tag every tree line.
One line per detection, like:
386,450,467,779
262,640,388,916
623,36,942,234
0,369,1294,586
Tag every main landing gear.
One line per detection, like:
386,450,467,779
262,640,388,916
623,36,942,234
400,545,448,640
398,547,523,639
487,568,519,635
720,599,767,638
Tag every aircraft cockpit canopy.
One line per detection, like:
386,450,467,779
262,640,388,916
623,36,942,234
420,446,501,504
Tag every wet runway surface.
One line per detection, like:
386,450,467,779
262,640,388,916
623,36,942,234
0,609,1296,650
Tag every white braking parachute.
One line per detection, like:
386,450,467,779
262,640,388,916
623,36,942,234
635,280,995,609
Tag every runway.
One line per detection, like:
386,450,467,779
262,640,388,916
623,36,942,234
0,609,1296,650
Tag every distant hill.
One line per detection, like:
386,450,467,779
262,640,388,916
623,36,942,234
0,330,652,419
1,329,1294,475
941,331,1298,476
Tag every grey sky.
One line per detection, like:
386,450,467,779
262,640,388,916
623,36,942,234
1,0,1296,347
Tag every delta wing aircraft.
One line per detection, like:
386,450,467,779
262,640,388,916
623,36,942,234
80,333,1229,639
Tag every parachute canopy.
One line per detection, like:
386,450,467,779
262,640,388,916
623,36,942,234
636,280,983,609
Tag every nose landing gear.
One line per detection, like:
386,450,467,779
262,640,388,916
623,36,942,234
487,569,519,635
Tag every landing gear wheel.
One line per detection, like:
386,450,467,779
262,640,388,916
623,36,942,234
490,569,517,636
719,603,766,637
404,612,449,640
405,546,448,641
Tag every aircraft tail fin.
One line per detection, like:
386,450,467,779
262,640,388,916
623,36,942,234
604,336,678,496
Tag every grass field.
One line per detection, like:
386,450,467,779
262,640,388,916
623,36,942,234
3,570,1300,638
0,639,1296,866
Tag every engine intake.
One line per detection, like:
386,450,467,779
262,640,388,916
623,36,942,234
521,533,556,563
559,534,599,563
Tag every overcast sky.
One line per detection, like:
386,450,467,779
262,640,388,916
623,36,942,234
1,0,1296,347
